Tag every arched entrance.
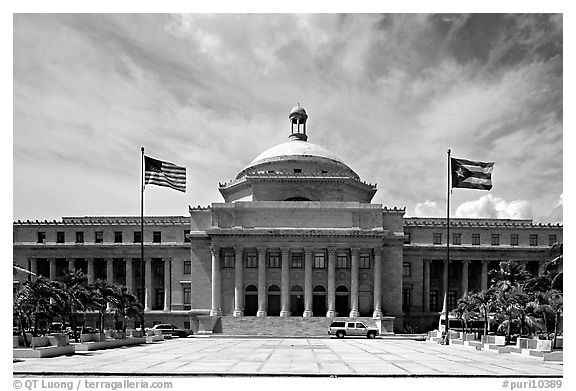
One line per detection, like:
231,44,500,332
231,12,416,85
290,285,304,316
244,285,258,316
312,285,326,316
335,285,349,317
267,285,281,316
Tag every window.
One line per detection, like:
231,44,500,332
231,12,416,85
321,170,328,174
56,232,65,243
448,290,458,310
472,234,480,246
183,261,191,274
37,232,46,243
245,254,258,268
153,231,162,243
95,231,103,243
530,235,538,246
402,288,411,312
549,235,557,246
291,253,303,268
314,253,326,269
293,168,302,173
133,231,142,243
221,252,234,268
430,290,439,312
183,230,191,243
433,233,442,245
268,252,281,268
359,254,371,269
510,234,519,246
491,234,499,246
183,285,191,305
76,231,84,243
403,262,411,277
404,232,411,244
114,231,123,243
452,233,461,245
336,253,349,269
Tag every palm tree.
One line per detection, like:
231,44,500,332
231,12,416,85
108,285,143,332
546,242,563,291
490,260,531,292
492,283,529,344
532,290,563,348
469,289,495,338
450,293,475,335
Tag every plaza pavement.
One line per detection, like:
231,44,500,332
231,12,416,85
13,337,562,377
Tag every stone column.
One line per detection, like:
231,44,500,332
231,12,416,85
442,260,449,312
349,247,360,318
233,247,244,317
461,260,470,296
280,247,290,317
29,258,37,281
303,247,313,317
144,258,152,312
87,258,95,285
256,247,267,317
49,258,56,280
163,258,171,311
326,248,336,317
125,258,132,292
481,260,489,291
373,248,383,318
68,258,75,274
107,258,115,311
210,246,222,317
423,260,430,312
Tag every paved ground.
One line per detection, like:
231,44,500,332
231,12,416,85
13,337,563,377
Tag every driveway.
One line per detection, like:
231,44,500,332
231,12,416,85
13,337,563,377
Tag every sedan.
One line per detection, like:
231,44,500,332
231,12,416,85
150,324,193,338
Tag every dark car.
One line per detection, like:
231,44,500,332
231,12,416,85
150,324,193,338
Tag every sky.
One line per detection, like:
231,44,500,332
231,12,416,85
12,13,564,223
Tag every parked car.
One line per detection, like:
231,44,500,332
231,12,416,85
150,324,194,338
328,321,379,339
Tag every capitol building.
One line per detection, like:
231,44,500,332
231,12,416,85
13,105,562,333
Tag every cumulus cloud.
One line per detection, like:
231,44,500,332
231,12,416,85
412,200,444,217
455,195,533,220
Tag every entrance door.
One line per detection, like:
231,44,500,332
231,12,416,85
312,285,326,316
290,285,304,316
335,285,349,317
244,285,258,316
267,285,281,316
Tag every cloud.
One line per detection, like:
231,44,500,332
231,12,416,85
455,194,533,220
412,200,444,217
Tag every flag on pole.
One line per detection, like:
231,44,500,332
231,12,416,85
451,157,494,190
144,156,186,192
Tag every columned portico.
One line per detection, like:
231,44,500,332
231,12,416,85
233,247,244,317
303,247,313,317
372,248,383,318
349,247,360,318
210,246,222,316
256,247,267,317
280,248,290,317
326,248,336,317
106,258,113,285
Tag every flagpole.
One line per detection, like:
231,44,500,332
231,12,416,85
444,148,451,345
140,147,145,332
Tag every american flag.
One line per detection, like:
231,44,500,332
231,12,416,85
144,156,186,192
